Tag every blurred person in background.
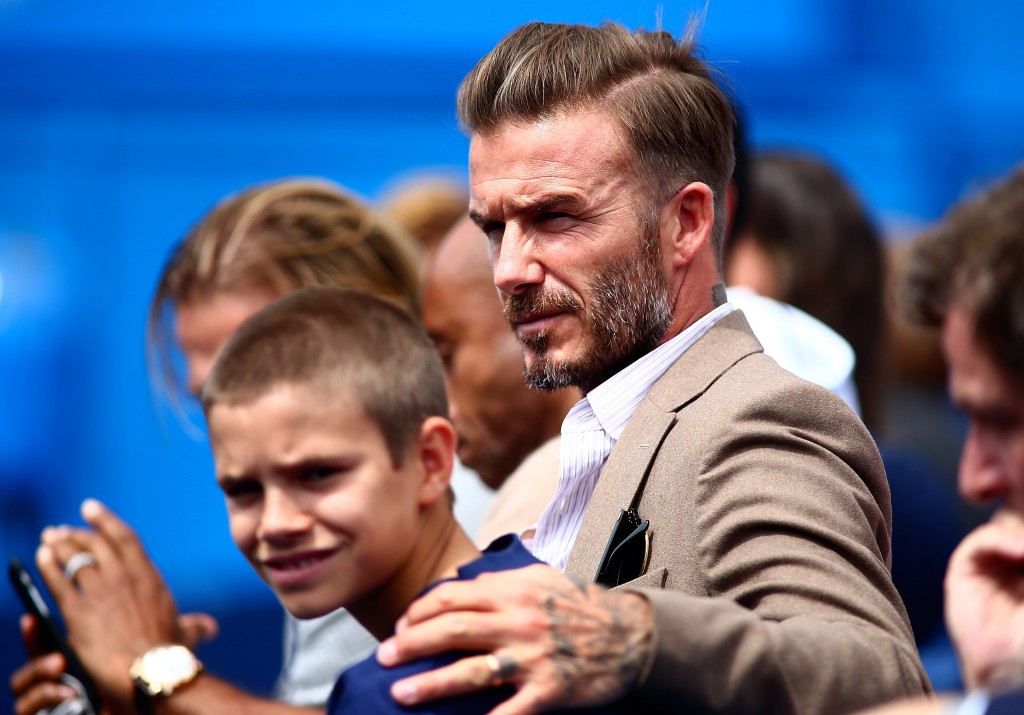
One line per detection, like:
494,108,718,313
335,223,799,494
726,152,887,427
858,164,1024,714
886,239,981,530
379,173,469,254
725,151,964,688
9,178,490,715
722,107,863,415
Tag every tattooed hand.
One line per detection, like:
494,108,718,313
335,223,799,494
376,563,653,715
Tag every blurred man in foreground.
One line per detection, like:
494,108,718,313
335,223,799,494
865,165,1024,714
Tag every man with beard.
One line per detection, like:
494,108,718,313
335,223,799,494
375,21,928,715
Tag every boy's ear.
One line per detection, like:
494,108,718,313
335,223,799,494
414,416,456,507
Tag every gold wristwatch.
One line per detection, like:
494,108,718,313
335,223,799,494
130,644,203,714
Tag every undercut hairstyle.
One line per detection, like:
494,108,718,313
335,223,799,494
457,20,735,266
148,178,422,403
901,164,1024,385
201,287,449,467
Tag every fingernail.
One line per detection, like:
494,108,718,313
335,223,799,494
40,527,61,544
392,679,418,704
395,615,408,632
81,499,101,519
47,525,69,539
377,640,396,665
58,685,77,700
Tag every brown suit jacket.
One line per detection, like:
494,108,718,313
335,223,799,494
565,311,929,714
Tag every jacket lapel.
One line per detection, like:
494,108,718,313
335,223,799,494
564,406,677,580
563,311,764,582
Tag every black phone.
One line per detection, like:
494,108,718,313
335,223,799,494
8,556,103,715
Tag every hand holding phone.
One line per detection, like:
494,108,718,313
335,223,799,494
8,556,104,715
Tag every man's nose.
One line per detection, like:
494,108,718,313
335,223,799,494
492,225,544,295
958,425,1010,504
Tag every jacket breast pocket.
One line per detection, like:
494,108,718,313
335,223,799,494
611,567,667,592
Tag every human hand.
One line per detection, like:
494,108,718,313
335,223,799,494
946,509,1024,690
376,563,653,715
33,499,215,712
10,614,89,715
178,612,220,650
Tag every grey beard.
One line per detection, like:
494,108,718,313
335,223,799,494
520,252,672,393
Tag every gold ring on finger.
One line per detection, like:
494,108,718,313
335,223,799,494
482,653,517,687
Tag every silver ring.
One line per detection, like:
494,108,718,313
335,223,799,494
63,552,99,584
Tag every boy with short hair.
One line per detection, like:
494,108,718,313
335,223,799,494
200,286,595,713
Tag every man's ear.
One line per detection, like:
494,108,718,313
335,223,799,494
414,416,457,507
660,181,716,268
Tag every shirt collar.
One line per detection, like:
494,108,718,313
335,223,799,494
565,302,736,439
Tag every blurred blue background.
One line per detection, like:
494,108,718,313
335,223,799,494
2,0,1022,706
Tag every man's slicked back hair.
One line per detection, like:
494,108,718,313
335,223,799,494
901,163,1024,385
457,21,735,262
201,286,449,466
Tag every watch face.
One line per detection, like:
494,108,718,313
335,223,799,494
139,645,201,687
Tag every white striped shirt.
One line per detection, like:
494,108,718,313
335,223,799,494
531,302,736,571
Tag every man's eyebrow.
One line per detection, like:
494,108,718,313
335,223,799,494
470,193,583,227
517,192,583,214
